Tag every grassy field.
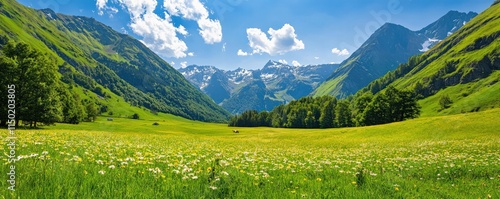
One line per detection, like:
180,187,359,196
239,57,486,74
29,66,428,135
1,109,500,198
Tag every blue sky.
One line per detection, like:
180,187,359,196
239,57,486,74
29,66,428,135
18,0,491,70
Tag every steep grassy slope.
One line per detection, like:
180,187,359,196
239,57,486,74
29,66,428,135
360,2,500,116
0,0,229,122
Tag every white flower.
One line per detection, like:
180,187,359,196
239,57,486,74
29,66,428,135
99,170,106,175
209,186,217,190
109,165,116,169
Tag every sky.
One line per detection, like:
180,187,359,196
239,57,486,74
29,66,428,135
17,0,492,70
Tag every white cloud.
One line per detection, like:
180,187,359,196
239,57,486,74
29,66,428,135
278,59,288,65
96,0,108,15
180,61,188,68
292,60,301,67
97,0,222,58
197,18,222,44
331,48,350,56
129,11,188,58
188,52,194,56
222,43,226,52
314,56,320,60
164,0,222,44
96,0,118,17
246,24,305,56
237,49,249,56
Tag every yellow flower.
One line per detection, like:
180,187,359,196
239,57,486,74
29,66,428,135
207,167,212,172
316,178,322,182
395,187,399,191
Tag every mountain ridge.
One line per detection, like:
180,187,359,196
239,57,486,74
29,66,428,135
179,61,339,113
312,10,478,98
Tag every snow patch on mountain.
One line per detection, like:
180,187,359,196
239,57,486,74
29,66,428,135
420,38,441,52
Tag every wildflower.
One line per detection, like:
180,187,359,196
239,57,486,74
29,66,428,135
316,178,322,182
109,165,116,169
99,170,106,175
42,151,49,155
209,186,217,190
192,176,198,180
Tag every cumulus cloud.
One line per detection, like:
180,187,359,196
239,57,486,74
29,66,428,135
246,24,304,56
97,0,222,58
164,0,222,44
129,11,188,58
96,0,118,17
237,49,249,56
331,48,350,56
292,60,301,67
180,61,188,68
96,0,108,15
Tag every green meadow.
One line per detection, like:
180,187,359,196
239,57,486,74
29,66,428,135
1,109,500,198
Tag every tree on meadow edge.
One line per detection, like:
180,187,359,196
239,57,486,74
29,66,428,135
335,100,353,127
0,42,83,127
319,98,336,128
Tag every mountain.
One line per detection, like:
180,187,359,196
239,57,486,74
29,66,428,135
179,61,339,113
313,10,478,98
0,0,229,122
358,2,500,116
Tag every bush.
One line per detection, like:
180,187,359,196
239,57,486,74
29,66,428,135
132,113,140,120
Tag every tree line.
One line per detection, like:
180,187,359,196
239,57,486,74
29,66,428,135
0,42,98,128
228,86,420,128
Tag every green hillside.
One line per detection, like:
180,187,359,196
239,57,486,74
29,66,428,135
0,0,230,122
360,2,500,116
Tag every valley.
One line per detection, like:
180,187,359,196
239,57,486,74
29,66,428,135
1,0,499,198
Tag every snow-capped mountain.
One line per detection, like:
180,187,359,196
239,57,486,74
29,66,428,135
178,61,339,113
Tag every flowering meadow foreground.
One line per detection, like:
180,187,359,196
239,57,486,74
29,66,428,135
2,110,500,198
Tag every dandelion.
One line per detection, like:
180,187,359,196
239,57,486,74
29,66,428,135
316,178,322,182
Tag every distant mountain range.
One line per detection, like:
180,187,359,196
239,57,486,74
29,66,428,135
179,61,339,114
312,11,478,98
